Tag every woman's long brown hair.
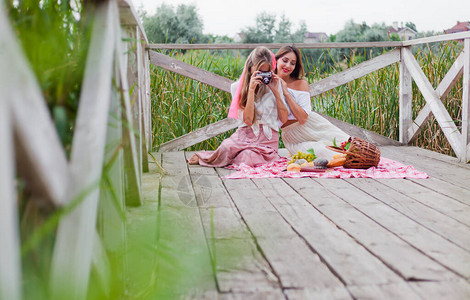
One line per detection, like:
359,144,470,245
239,47,274,109
275,45,305,79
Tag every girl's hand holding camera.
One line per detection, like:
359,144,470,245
249,71,263,91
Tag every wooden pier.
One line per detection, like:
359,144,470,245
134,146,470,299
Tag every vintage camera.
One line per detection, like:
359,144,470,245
258,72,272,85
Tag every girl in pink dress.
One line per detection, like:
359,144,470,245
187,46,288,167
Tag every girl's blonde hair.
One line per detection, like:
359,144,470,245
239,46,274,109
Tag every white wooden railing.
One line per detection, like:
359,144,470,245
0,0,150,299
151,32,470,163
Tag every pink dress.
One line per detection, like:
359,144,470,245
194,82,286,168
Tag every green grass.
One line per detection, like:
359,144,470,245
151,42,464,157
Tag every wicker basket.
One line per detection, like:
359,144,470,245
326,137,381,169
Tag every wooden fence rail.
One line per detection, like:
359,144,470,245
0,0,150,299
151,31,470,163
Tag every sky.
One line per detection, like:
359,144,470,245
133,0,470,37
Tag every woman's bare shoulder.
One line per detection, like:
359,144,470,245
290,78,309,92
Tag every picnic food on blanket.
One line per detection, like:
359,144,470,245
286,163,301,172
327,156,347,167
327,137,381,169
313,158,329,169
288,149,317,165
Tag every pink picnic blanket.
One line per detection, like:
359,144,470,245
224,157,428,179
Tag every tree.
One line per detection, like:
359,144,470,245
334,20,391,62
405,22,417,32
241,13,306,44
142,3,206,44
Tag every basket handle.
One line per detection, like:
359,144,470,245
325,145,345,154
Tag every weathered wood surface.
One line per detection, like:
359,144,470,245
184,152,282,294
145,145,470,298
159,151,216,294
402,31,470,46
408,51,464,143
399,47,413,143
117,22,142,206
402,47,463,158
309,49,400,97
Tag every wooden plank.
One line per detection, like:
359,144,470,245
159,151,216,292
346,178,470,251
50,2,118,299
379,146,470,190
402,31,470,46
399,47,413,143
309,49,400,97
142,48,152,156
285,178,459,281
2,3,68,207
184,153,282,293
252,178,402,286
136,28,149,173
374,179,470,227
158,118,238,152
409,279,470,299
401,47,463,158
149,50,234,93
118,23,142,206
125,155,161,295
409,177,470,207
125,26,143,184
144,50,153,151
408,52,464,143
382,145,470,170
284,287,352,299
347,283,421,300
463,38,470,162
149,41,403,50
314,178,470,279
0,86,22,300
217,172,351,292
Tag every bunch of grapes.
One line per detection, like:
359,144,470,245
288,151,316,164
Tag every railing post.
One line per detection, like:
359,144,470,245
399,47,413,144
0,94,22,300
462,38,470,162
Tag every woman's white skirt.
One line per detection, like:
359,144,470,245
281,112,349,160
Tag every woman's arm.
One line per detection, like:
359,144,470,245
281,79,309,125
243,88,255,126
269,75,288,124
243,73,262,126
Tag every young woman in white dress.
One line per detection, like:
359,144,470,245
275,45,349,160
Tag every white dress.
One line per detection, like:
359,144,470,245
281,88,349,160
231,81,286,140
